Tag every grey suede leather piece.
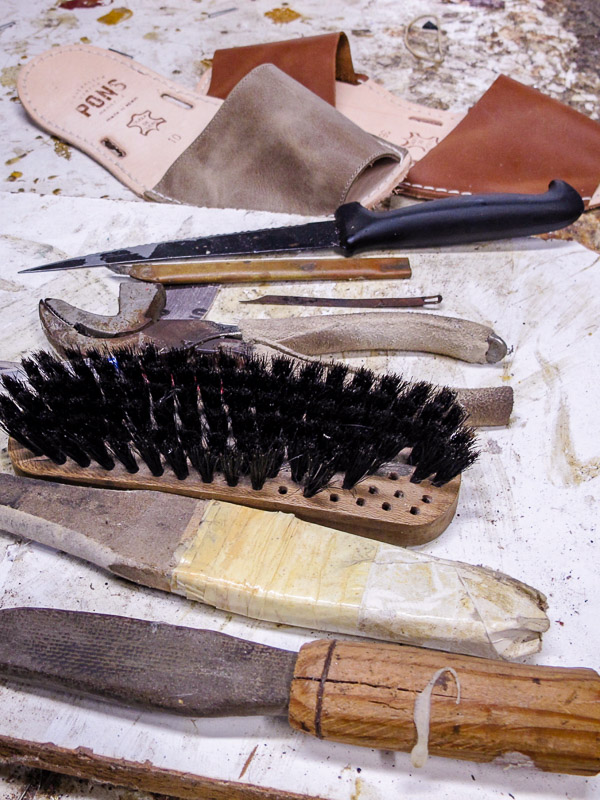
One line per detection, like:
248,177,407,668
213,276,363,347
150,65,407,214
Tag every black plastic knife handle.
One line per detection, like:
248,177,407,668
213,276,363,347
335,180,583,252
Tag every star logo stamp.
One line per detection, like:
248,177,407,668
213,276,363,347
399,131,440,156
127,110,166,136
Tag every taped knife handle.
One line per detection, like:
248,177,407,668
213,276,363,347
335,180,584,252
289,639,600,776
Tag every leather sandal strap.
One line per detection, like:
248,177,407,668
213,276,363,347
151,65,408,215
207,32,366,106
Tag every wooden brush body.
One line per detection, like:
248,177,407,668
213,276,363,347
9,440,459,546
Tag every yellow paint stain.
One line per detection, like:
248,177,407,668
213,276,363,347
264,7,302,23
80,36,91,43
200,58,213,69
7,171,22,182
97,7,133,25
5,153,28,166
0,66,20,89
143,31,160,40
554,400,600,485
350,777,364,800
52,188,62,195
52,137,72,160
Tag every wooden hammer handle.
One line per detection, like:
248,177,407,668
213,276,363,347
288,640,600,775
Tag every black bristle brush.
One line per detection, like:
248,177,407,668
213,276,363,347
0,346,479,546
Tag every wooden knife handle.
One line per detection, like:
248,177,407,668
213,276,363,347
288,639,600,775
128,257,411,284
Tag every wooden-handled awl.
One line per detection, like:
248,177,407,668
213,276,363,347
1,608,598,775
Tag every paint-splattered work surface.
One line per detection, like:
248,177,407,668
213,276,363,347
0,1,599,800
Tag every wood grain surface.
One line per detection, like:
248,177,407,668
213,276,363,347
128,257,411,284
9,440,460,547
289,640,600,776
0,735,324,800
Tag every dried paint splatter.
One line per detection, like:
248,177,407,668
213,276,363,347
97,7,133,25
52,137,72,160
264,7,302,23
554,400,600,485
5,153,28,166
0,66,20,89
60,0,111,8
7,171,22,182
32,11,79,31
540,210,600,254
458,0,505,8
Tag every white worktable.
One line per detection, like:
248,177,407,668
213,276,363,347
0,1,599,799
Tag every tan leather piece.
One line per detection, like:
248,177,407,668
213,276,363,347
206,32,363,106
398,75,600,209
196,33,464,164
152,65,410,215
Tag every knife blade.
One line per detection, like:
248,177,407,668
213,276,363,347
1,607,599,774
19,181,583,274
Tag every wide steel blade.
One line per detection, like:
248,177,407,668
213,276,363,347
0,608,297,717
20,221,339,273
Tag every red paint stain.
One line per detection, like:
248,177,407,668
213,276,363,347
59,0,111,8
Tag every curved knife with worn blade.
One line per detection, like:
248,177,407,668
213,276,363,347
1,608,598,774
19,181,583,275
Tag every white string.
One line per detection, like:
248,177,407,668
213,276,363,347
410,667,461,768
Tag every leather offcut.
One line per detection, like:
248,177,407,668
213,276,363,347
400,75,600,208
207,32,363,105
152,64,408,215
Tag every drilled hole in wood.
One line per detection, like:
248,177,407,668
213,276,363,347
382,502,391,511
368,486,378,494
410,506,420,515
330,494,339,502
102,138,126,157
422,495,432,503
388,472,399,480
394,490,404,498
161,93,193,109
356,498,365,506
278,486,287,495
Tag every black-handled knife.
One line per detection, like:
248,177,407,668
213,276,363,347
19,181,583,275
